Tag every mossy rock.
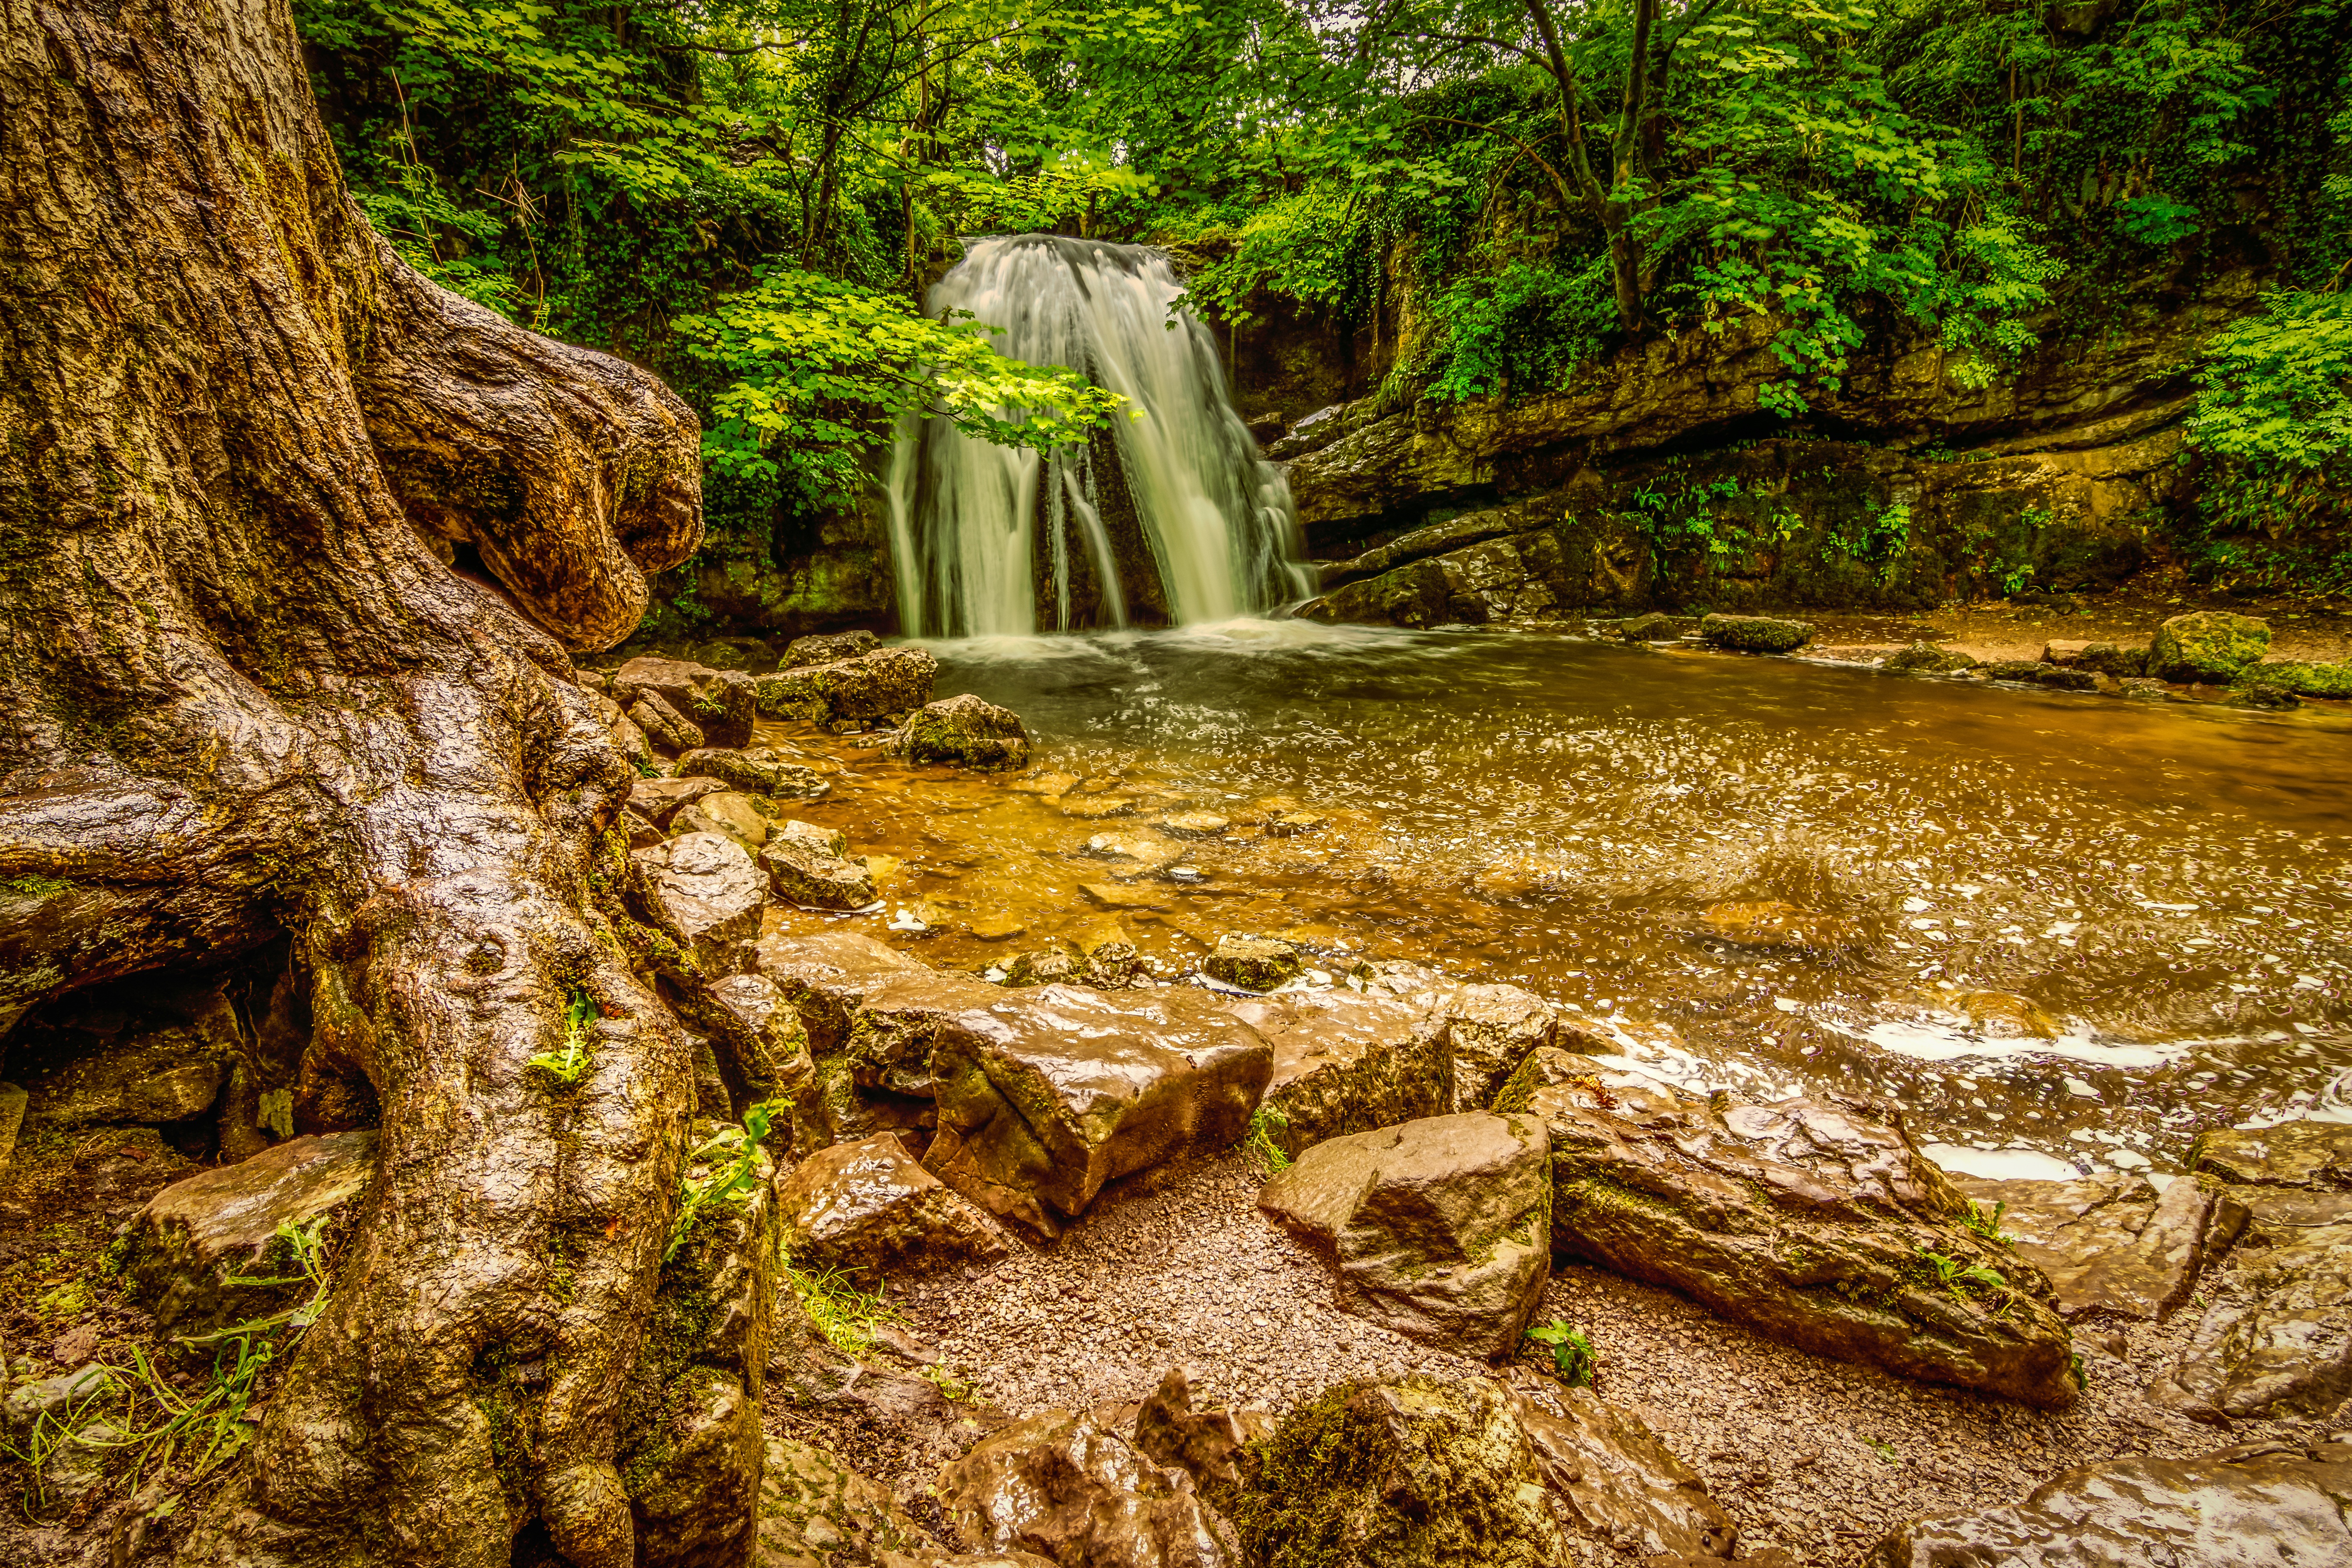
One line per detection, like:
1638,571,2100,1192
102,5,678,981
2242,661,2352,699
2150,611,2271,683
1698,613,1812,652
1884,642,1976,674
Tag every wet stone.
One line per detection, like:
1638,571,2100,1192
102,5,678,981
1260,1111,1552,1360
1884,642,1977,674
2150,610,2271,683
754,931,932,1053
616,655,757,749
936,1401,1240,1568
899,693,1030,770
17,985,239,1129
1699,613,1812,653
1444,983,1559,1112
758,647,940,723
1158,811,1230,839
1060,794,1138,820
681,746,832,800
1206,934,1302,992
635,832,767,974
679,789,769,849
778,1133,1009,1284
630,773,726,826
968,913,1028,942
1262,812,1325,838
1949,1171,2214,1321
2195,1121,2352,1188
762,824,879,911
1502,1365,1736,1559
2149,1218,2352,1422
783,629,881,669
1226,988,1453,1158
629,689,707,754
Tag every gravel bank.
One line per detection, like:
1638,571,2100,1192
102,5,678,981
885,1145,2323,1567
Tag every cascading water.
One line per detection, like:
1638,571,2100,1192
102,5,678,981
884,235,1311,638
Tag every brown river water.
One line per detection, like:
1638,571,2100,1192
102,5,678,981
756,620,2352,1183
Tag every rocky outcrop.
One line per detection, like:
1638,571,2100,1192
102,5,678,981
1319,514,1526,589
1260,1112,1551,1359
617,656,758,749
1510,1049,2079,1406
2149,610,2271,682
1229,1372,1738,1568
1873,1438,2352,1567
118,1131,375,1332
924,984,1273,1238
633,832,768,974
757,646,940,723
1948,1171,2220,1321
900,694,1032,770
936,1401,1241,1568
778,1133,1008,1282
2149,1121,2352,1422
687,972,818,1111
1225,990,1452,1159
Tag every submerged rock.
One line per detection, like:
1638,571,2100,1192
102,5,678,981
1260,1112,1551,1359
778,1133,1008,1283
924,983,1272,1238
634,832,768,974
118,1131,376,1332
2196,1121,2352,1188
936,1402,1241,1568
1884,642,1978,674
1226,988,1453,1158
617,655,758,749
1517,1049,2079,1406
2150,610,2271,683
1949,1171,2216,1321
1206,934,1302,992
1873,1438,2352,1567
1229,1371,1736,1568
1699,613,1812,653
900,693,1032,770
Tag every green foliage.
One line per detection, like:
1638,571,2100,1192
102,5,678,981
669,1102,777,1262
524,988,598,1092
1916,1245,2007,1298
674,267,1123,509
1523,1320,1598,1387
1961,1198,2015,1247
780,1250,901,1354
1245,1103,1293,1174
1425,259,1614,401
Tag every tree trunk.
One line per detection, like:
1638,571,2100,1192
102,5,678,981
0,0,724,1563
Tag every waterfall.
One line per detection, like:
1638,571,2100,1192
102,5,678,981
883,235,1310,638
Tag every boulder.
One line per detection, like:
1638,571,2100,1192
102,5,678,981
925,984,1273,1238
900,694,1031,771
757,647,939,722
2073,641,2150,677
617,656,759,749
2244,660,2352,698
2196,1120,2352,1188
630,774,728,826
17,985,237,1129
844,971,1018,1098
117,1131,375,1332
754,932,933,1052
779,1134,1009,1283
1223,1376,1564,1568
681,747,833,800
694,972,818,1108
620,807,668,849
1948,1172,2216,1321
1503,1366,1736,1559
1225,990,1452,1159
679,790,770,849
1873,1438,2352,1567
1516,1048,2079,1406
1260,1112,1551,1359
763,823,880,910
1978,658,2047,683
633,832,768,974
1127,1367,1273,1491
2149,1220,2352,1422
754,1432,931,1568
1444,983,1559,1112
1699,613,1812,653
2150,610,2271,683
783,629,880,669
631,688,708,753
1205,935,1301,992
936,1403,1241,1568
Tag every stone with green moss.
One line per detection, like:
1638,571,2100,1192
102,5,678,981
2149,611,2271,683
898,693,1031,771
2242,660,2352,698
1224,988,1452,1159
1699,613,1813,652
1884,641,1977,674
1206,933,1302,991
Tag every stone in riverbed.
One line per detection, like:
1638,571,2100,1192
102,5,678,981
778,1133,1008,1284
681,746,832,800
936,1401,1241,1568
2150,610,2271,683
2196,1120,2352,1188
634,832,768,974
1699,613,1811,653
676,789,770,849
1205,934,1301,991
1228,1371,1737,1568
1159,811,1230,839
762,823,879,910
1617,612,1695,641
843,971,1011,1098
1224,989,1453,1159
1518,1048,2079,1406
630,773,727,826
1883,641,1977,674
754,931,931,1053
899,693,1031,770
783,629,880,669
117,1131,376,1332
616,656,758,749
1260,1111,1551,1359
1947,1171,2216,1321
1062,794,1139,820
1444,983,1559,1111
1873,1438,2352,1567
924,983,1272,1238
2243,660,2352,698
757,647,940,722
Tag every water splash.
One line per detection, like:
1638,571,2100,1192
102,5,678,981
884,235,1309,637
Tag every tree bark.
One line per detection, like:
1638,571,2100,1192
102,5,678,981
0,0,718,1563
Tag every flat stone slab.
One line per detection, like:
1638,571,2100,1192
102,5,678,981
1226,989,1451,1158
923,983,1272,1239
2196,1120,2352,1188
2149,1219,2352,1422
1877,1438,2352,1566
1261,1111,1550,1359
1514,1048,2079,1406
1950,1171,2216,1321
119,1131,376,1331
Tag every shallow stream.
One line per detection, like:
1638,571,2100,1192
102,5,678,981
766,621,2352,1180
